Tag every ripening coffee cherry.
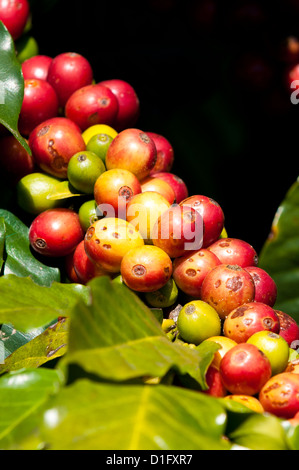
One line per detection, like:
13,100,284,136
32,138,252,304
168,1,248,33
120,245,172,292
22,55,53,81
47,52,93,107
275,310,299,348
28,117,86,179
19,79,59,136
72,240,109,284
201,335,237,370
220,343,272,396
0,0,30,40
29,208,84,257
172,248,221,298
105,128,157,181
94,168,141,219
146,132,174,174
84,217,144,273
98,79,140,131
200,264,255,319
224,395,264,413
245,266,277,306
152,205,203,258
223,302,280,343
259,372,299,419
179,195,224,247
152,172,188,204
207,238,258,268
65,84,119,131
247,331,289,376
141,176,176,204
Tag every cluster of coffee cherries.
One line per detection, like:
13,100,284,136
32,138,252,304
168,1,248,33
1,39,299,425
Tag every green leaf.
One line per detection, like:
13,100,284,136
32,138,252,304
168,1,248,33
259,177,299,321
0,209,60,286
60,277,218,387
0,318,69,374
37,380,229,450
0,274,89,332
0,217,5,272
0,323,47,359
0,22,30,154
0,368,64,450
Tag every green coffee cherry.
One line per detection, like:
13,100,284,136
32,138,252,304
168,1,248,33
17,172,63,214
177,300,221,345
145,278,178,308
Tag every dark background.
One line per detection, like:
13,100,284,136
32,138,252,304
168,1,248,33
28,0,299,254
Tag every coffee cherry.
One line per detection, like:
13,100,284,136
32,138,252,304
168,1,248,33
98,79,140,131
245,266,277,306
29,208,84,257
180,195,224,247
67,151,106,194
259,372,299,419
177,300,221,345
72,240,109,284
200,264,255,319
82,124,118,145
207,238,258,268
172,248,221,297
17,172,62,214
120,245,172,292
202,365,227,398
78,200,99,232
224,395,264,413
145,278,178,308
47,52,93,107
247,331,289,376
65,84,119,131
220,343,272,396
201,335,237,370
106,128,157,181
146,132,174,174
86,133,113,163
19,79,59,136
275,310,299,349
141,176,176,204
29,117,86,179
84,217,144,273
126,191,170,243
223,302,280,343
22,55,53,81
0,135,34,182
152,205,203,258
94,168,141,219
153,172,188,204
0,0,30,40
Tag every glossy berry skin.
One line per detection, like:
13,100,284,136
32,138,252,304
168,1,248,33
65,84,119,131
220,343,272,396
200,264,255,320
94,168,141,219
126,191,170,243
224,395,264,413
202,336,237,370
207,238,258,268
84,217,144,273
19,79,59,136
28,117,86,178
144,278,178,308
259,372,299,419
275,310,299,349
245,266,277,306
202,365,227,398
180,195,224,247
0,0,30,40
120,245,172,292
172,248,221,298
177,299,221,345
152,172,188,204
0,135,34,182
98,79,140,131
152,205,203,258
72,240,109,284
223,302,280,344
29,208,84,257
22,55,53,81
106,128,157,181
67,151,106,194
247,331,289,376
47,52,93,107
141,176,175,204
146,132,174,174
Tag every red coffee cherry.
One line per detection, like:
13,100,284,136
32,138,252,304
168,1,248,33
29,208,84,257
22,55,53,81
245,266,277,306
220,343,272,396
202,365,227,398
98,79,140,131
0,0,30,40
180,195,224,247
146,132,174,174
153,172,188,204
28,117,86,178
141,176,176,204
223,302,280,343
207,238,258,268
72,240,109,284
259,372,299,419
275,310,299,348
47,52,93,107
65,84,119,131
200,264,255,320
19,79,59,136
